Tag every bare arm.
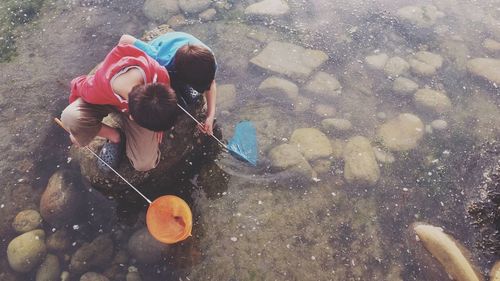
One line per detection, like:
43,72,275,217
119,34,137,45
200,80,217,135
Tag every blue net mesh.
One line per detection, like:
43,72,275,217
227,121,258,166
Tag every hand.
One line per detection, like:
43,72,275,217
198,115,214,135
69,134,80,147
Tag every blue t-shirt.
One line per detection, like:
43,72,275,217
133,32,215,71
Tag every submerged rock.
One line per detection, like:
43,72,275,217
199,8,216,21
70,234,114,274
411,223,483,281
430,119,448,131
250,41,328,81
128,227,169,264
12,209,42,233
384,56,410,77
343,136,380,185
268,143,315,179
392,77,419,95
365,53,388,70
39,170,86,228
304,71,342,101
414,88,452,114
314,104,336,118
244,0,290,18
377,113,424,152
483,39,500,53
396,5,444,28
46,229,71,252
409,51,443,77
178,0,211,14
7,229,47,273
290,128,332,161
491,262,500,281
80,272,110,281
36,254,60,281
216,84,236,111
143,0,180,22
373,147,395,164
321,118,352,133
467,58,500,85
258,76,299,105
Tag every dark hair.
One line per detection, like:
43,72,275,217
128,83,179,131
174,44,216,93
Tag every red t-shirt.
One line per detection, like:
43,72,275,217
69,44,170,113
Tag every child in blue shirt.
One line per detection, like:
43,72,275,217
120,32,217,135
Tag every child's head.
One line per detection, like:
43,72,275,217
128,83,179,131
174,44,216,93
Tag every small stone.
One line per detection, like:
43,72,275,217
47,229,71,252
178,0,211,14
61,271,70,281
414,89,452,114
258,76,299,104
244,0,290,18
304,71,342,100
377,113,424,152
384,57,410,77
321,118,352,133
36,254,60,281
373,147,395,164
365,53,389,70
268,144,315,179
393,77,419,95
199,8,216,21
467,58,500,85
290,128,333,161
126,271,142,281
7,229,47,273
343,136,380,185
70,234,114,274
230,237,238,242
430,119,448,131
80,272,110,281
490,261,500,281
314,104,336,118
12,209,42,233
484,38,500,53
376,112,387,120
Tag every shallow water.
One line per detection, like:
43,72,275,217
0,0,499,280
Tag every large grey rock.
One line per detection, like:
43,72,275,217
343,136,380,185
377,113,424,152
414,89,452,114
250,41,328,81
143,0,180,22
128,227,169,264
80,272,110,281
39,170,85,228
290,128,332,161
244,0,290,18
393,77,418,95
396,5,444,28
365,53,388,70
70,235,114,274
304,71,342,101
12,209,42,233
384,57,410,77
467,58,500,84
268,143,316,179
7,229,47,273
36,254,60,281
258,76,299,105
178,0,211,14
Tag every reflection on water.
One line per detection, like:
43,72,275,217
0,0,499,280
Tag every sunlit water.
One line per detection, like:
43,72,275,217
0,0,499,280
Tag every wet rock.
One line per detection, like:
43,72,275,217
377,113,424,152
39,170,85,228
12,209,42,233
373,147,395,164
321,118,352,133
167,14,188,29
36,254,60,281
384,57,409,77
467,58,500,84
70,234,114,274
396,5,444,28
290,128,332,161
411,223,483,281
61,271,70,281
268,144,315,179
342,60,374,96
409,51,443,76
179,0,211,14
80,272,110,281
294,96,312,112
244,0,290,18
199,8,216,21
250,41,328,81
491,261,500,281
258,76,299,105
314,104,336,118
483,39,500,53
392,77,419,95
414,88,452,114
102,250,129,281
46,229,71,252
128,227,169,264
126,271,142,281
216,84,236,111
311,159,332,174
304,71,342,101
330,139,345,159
143,0,180,22
343,136,380,185
7,229,47,273
430,119,448,131
365,53,388,70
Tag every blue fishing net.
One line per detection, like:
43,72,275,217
227,121,258,166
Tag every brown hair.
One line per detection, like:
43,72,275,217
174,44,216,93
128,83,179,131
